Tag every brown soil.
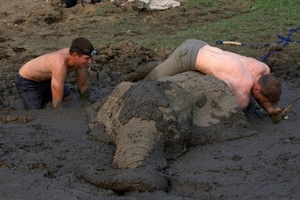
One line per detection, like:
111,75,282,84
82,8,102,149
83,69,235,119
1,0,300,199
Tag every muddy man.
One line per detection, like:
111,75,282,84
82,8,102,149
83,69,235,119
145,39,282,118
16,37,98,110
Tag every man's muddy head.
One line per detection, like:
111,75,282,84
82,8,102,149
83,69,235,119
69,37,98,57
258,74,282,105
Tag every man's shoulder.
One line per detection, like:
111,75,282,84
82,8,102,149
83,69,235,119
45,50,69,71
47,48,70,60
57,48,69,53
41,48,68,56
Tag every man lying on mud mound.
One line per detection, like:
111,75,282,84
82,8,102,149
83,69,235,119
16,37,98,110
144,39,282,119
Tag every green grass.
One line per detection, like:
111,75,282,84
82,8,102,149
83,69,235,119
88,0,300,52
180,0,300,45
149,0,299,50
185,0,224,8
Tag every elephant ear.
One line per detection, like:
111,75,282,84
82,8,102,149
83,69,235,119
93,82,134,142
159,72,257,146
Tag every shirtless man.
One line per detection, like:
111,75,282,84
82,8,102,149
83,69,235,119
16,37,98,110
145,39,282,117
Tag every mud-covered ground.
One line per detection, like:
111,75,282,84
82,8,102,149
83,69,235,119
1,0,300,199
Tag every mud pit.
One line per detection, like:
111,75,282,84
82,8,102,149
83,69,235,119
83,73,256,192
1,0,300,199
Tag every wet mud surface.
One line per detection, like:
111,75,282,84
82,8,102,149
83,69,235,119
1,0,300,199
1,81,300,200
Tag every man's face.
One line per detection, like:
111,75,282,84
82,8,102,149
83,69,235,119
254,92,274,112
76,54,92,68
257,94,271,106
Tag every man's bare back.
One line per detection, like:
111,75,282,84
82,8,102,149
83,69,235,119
145,39,282,118
19,48,73,82
195,44,270,109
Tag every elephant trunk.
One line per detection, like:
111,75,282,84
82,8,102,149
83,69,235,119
113,117,167,170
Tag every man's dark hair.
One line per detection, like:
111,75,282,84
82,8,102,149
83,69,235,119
258,74,282,105
62,0,78,8
69,37,94,57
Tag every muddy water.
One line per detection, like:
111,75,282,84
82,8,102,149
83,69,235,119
0,76,300,199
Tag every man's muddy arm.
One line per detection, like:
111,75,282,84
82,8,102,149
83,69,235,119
256,100,282,121
52,99,62,109
51,71,65,108
51,83,64,109
76,68,89,100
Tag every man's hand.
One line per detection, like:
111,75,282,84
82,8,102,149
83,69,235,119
269,107,284,123
270,94,300,124
268,107,282,115
53,99,62,109
78,87,90,100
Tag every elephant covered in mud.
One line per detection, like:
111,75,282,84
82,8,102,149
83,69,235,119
83,71,256,192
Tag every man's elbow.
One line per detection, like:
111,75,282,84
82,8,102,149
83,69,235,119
237,97,249,110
